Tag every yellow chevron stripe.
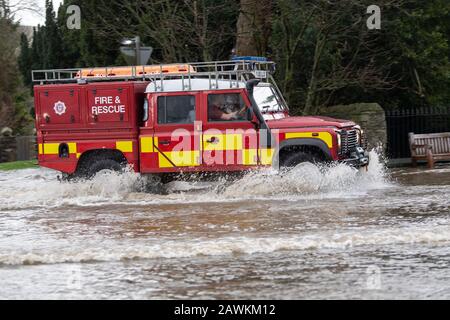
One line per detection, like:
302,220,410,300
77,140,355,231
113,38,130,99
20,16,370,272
140,136,157,153
285,132,333,148
242,149,258,166
116,141,133,153
259,148,275,165
158,151,200,168
68,143,77,154
42,142,77,155
43,143,59,155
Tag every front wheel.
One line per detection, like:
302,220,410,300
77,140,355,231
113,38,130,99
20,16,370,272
281,151,322,169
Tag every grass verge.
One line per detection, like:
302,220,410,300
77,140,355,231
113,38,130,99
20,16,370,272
0,160,38,171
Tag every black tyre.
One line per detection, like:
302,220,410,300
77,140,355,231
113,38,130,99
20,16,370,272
85,159,124,179
282,151,321,168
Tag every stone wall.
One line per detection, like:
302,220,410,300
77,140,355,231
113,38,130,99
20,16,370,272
319,103,387,151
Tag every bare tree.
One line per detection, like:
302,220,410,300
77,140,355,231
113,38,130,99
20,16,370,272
273,0,404,114
0,10,20,130
82,0,238,63
0,0,37,132
1,0,42,19
235,0,272,56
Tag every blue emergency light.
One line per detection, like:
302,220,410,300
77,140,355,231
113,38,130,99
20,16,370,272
231,56,268,62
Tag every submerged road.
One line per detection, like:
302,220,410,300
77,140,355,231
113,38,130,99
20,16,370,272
0,152,449,299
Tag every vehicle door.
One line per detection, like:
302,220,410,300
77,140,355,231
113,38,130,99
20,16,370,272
140,92,201,173
201,90,260,170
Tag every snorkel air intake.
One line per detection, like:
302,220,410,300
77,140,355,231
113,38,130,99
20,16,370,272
246,79,273,148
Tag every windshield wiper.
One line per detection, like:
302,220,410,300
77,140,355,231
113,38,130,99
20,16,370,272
261,105,271,113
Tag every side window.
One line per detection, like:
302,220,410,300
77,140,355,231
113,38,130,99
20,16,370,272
157,95,195,124
208,93,247,122
143,98,149,122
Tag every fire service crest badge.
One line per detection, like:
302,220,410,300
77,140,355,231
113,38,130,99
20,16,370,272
54,101,67,116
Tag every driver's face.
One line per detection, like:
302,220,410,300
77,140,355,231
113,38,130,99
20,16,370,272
212,96,224,106
225,96,238,105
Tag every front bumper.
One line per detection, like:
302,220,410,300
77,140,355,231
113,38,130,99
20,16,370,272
340,147,370,168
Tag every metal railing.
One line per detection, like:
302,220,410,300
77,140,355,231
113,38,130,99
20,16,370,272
386,106,450,159
32,60,276,89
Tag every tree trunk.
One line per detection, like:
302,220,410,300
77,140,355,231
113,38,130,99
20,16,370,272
235,0,272,56
304,33,326,115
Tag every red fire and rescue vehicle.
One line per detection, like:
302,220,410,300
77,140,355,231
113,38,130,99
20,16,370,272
32,58,369,180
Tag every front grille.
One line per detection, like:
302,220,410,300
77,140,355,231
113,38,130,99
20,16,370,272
341,130,358,155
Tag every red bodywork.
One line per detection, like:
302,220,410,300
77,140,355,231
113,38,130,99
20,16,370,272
34,82,356,175
35,82,147,173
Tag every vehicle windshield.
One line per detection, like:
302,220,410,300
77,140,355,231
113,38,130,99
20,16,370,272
253,85,287,113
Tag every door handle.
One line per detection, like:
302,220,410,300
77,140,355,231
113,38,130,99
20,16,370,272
206,137,219,144
160,140,170,146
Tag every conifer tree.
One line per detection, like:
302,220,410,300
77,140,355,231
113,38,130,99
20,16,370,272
18,33,32,86
42,0,63,68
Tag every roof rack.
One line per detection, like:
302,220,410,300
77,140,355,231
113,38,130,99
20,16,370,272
31,60,276,88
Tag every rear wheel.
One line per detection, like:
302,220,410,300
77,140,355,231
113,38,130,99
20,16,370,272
281,151,322,169
85,159,124,179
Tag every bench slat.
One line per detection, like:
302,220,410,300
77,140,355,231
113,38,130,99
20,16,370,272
409,132,450,168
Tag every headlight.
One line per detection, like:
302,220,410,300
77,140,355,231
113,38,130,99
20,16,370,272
354,125,363,145
360,129,366,148
334,130,342,152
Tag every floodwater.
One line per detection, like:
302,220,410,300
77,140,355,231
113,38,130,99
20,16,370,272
0,151,449,300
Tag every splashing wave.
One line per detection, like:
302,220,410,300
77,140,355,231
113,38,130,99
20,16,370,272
0,150,390,209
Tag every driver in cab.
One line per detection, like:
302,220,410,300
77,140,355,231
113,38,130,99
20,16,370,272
208,94,246,121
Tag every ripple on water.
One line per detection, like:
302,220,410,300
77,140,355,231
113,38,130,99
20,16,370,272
1,222,450,266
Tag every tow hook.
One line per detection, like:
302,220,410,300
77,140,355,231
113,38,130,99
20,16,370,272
355,147,369,167
343,147,370,168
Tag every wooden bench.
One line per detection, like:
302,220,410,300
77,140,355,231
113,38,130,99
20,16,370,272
409,132,450,169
